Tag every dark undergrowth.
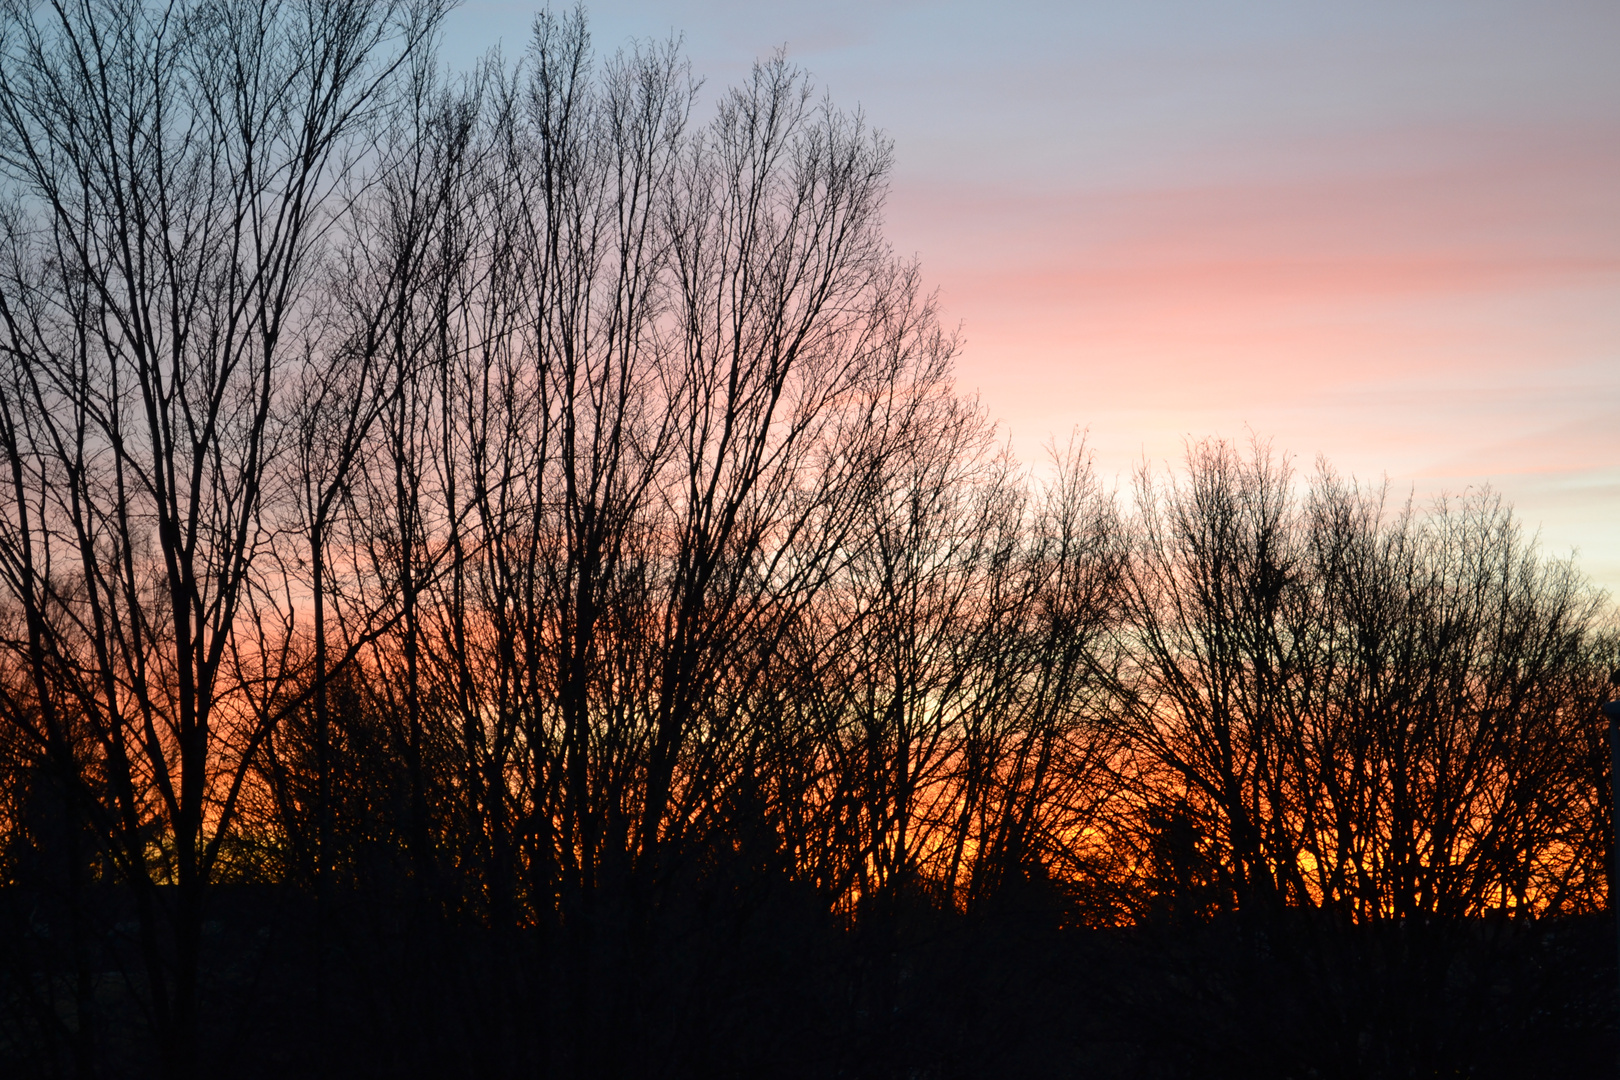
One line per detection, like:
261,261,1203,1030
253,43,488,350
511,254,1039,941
2,876,1612,1079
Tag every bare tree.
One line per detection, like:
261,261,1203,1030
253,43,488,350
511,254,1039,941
3,5,1611,1076
1115,440,1611,924
0,0,444,1074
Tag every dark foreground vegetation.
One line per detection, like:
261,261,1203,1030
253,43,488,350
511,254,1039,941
5,880,1617,1078
0,2,1616,1077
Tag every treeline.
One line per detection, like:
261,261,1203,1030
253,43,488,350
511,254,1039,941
0,3,1614,1078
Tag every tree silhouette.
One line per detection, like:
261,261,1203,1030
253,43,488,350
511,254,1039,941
0,5,1614,1079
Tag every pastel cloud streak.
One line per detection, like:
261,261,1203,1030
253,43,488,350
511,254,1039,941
447,1,1620,592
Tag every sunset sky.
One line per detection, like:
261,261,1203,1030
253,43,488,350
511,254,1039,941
447,1,1620,594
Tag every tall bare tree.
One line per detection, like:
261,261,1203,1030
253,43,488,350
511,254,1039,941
0,1,444,1074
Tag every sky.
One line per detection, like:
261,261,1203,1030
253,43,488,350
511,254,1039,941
443,1,1620,596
